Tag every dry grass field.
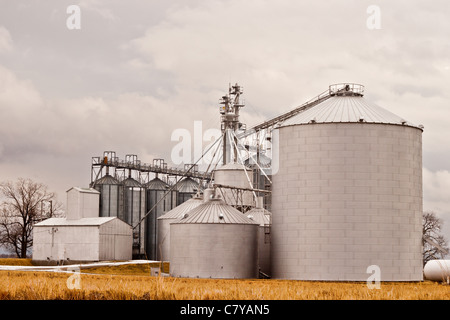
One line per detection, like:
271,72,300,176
0,259,448,300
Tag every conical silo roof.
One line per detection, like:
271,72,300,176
158,195,203,220
244,153,271,168
175,177,199,193
280,95,422,129
246,207,271,226
146,177,169,190
172,198,259,225
122,177,142,188
94,174,120,185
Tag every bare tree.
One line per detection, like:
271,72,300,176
423,211,449,266
0,178,63,258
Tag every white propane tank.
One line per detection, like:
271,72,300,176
423,260,450,282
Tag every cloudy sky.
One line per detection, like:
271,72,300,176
0,1,449,239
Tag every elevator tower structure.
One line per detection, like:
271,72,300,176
220,83,246,165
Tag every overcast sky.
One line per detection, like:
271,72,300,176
0,1,449,239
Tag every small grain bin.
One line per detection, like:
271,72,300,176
213,162,254,210
175,177,200,205
156,193,203,261
170,191,259,279
122,175,146,257
93,174,121,218
145,177,177,259
246,197,272,277
271,83,423,281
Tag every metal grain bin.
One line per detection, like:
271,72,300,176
122,176,146,257
246,198,272,278
271,84,423,281
145,177,177,259
157,193,203,261
170,194,259,279
175,177,200,205
213,162,254,210
93,174,121,218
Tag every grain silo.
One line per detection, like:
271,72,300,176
245,153,272,212
246,197,272,277
122,174,146,257
170,190,259,279
145,177,177,259
175,177,199,205
93,174,121,218
271,83,423,281
213,162,254,210
156,193,203,261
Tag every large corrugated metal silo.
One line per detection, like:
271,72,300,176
170,191,259,279
157,193,203,261
213,162,254,210
145,177,177,259
93,174,121,218
122,175,146,257
271,84,423,281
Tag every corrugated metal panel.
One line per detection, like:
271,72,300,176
35,217,117,227
213,163,254,207
280,96,420,128
158,196,203,220
172,199,259,225
66,187,100,194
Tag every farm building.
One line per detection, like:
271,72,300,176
32,187,132,264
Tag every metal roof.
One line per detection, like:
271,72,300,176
66,187,100,194
175,177,199,193
245,207,271,226
94,174,120,185
171,198,259,225
122,177,143,188
244,153,271,168
280,95,422,129
145,177,169,190
157,196,203,220
35,217,119,227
